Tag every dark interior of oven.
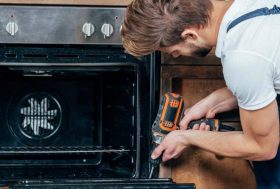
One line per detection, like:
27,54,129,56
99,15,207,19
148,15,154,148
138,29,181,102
0,45,156,181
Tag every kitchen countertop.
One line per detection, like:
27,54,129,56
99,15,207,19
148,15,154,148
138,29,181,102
0,0,132,6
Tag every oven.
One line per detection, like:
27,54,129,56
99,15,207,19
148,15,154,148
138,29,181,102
0,5,195,188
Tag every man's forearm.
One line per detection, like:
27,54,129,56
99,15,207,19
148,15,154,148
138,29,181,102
184,130,269,161
180,88,238,129
208,87,235,104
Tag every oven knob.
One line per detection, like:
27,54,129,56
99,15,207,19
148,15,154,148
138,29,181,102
6,21,18,36
101,23,114,38
82,22,95,38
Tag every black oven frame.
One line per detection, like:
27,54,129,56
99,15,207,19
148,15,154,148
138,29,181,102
0,44,161,183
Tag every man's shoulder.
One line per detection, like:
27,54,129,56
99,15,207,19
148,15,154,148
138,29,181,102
222,19,280,61
216,0,280,58
221,50,276,111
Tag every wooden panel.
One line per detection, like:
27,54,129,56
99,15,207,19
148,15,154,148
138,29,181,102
161,65,223,95
182,79,226,108
171,148,256,189
0,0,132,6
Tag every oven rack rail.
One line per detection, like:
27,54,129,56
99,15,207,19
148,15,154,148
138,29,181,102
0,146,133,156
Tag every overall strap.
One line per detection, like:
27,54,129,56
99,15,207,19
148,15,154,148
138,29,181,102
227,5,280,32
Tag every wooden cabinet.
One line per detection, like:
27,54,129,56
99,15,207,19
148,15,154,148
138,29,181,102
160,52,256,189
161,51,224,107
161,64,225,108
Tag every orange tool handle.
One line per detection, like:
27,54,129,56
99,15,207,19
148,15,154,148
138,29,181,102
158,92,184,134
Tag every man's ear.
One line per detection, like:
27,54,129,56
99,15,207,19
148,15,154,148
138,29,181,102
181,28,199,42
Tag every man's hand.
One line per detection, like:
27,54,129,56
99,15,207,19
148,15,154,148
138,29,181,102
180,88,238,130
151,88,238,162
151,130,189,162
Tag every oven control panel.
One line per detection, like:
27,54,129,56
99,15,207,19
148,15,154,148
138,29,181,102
0,6,125,45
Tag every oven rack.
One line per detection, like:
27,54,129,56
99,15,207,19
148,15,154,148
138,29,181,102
0,146,133,156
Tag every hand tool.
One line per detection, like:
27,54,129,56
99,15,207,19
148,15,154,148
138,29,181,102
149,92,183,178
149,92,236,178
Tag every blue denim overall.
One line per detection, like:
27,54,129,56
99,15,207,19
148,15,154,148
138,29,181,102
226,5,280,189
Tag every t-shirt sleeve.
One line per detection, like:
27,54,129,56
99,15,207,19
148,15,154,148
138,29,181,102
222,51,276,110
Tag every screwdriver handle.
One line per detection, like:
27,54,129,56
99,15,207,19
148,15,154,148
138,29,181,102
188,118,236,132
150,154,163,166
188,118,221,131
149,153,162,178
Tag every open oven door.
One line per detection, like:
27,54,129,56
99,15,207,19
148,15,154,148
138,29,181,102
4,179,195,188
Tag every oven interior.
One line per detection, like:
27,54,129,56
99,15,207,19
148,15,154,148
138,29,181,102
0,45,151,181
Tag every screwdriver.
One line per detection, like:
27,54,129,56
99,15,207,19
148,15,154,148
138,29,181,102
149,153,163,178
149,93,183,179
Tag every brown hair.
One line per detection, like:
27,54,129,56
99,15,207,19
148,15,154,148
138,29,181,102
121,0,213,56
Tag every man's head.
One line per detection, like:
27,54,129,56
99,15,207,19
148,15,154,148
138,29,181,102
121,0,214,57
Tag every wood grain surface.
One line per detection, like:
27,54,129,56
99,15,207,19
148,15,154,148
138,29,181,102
171,147,256,189
0,0,133,6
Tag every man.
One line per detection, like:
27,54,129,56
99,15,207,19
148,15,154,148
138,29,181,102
121,0,280,188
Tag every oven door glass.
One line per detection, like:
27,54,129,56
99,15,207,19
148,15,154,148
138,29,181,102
0,65,138,180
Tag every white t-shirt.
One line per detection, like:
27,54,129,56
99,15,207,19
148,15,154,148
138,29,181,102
216,0,280,110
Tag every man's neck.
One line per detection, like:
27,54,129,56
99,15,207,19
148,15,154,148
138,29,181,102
206,0,234,47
